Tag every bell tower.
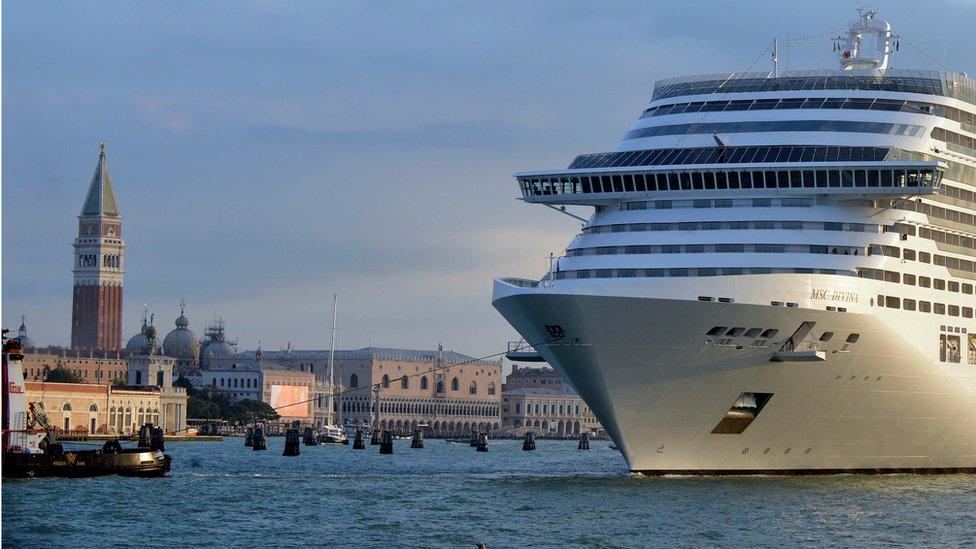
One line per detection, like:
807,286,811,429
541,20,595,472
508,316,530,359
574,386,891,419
70,143,125,351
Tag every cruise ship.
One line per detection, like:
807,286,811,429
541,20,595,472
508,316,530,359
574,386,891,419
492,10,976,474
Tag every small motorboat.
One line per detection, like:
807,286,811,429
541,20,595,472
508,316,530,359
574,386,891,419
316,424,348,444
2,333,172,478
444,434,473,444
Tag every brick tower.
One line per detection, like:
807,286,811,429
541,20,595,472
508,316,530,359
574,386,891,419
70,143,125,351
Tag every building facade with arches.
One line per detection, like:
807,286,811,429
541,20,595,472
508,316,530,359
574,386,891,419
23,381,185,435
216,346,503,436
500,366,604,438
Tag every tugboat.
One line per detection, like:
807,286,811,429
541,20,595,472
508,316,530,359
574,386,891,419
2,331,172,478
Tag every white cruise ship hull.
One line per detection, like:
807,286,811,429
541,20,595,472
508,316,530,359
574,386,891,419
493,278,976,474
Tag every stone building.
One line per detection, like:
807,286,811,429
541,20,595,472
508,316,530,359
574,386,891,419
500,365,604,438
24,381,186,435
213,346,503,436
20,349,128,384
503,364,567,391
185,350,317,425
71,143,125,351
125,335,187,434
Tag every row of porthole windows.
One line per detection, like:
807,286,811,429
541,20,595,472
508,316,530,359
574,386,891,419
875,294,975,319
567,243,865,257
916,226,976,253
521,167,939,198
554,267,852,280
627,197,813,210
858,268,975,295
582,220,881,236
707,326,860,344
896,199,976,232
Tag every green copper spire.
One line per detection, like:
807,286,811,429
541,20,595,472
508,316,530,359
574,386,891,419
81,142,120,217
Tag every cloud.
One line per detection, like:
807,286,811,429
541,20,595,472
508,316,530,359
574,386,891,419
130,94,191,134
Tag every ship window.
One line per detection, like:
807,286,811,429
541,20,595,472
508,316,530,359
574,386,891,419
904,274,916,285
611,175,623,192
934,303,947,315
725,327,745,337
920,301,932,313
761,329,779,338
964,284,974,295
949,305,960,317
963,307,973,318
903,299,917,311
744,328,762,338
623,174,635,192
819,332,833,342
934,279,946,291
919,277,931,288
948,281,960,292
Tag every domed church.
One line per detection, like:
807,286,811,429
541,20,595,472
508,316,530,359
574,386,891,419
199,317,237,369
163,300,200,373
125,309,153,353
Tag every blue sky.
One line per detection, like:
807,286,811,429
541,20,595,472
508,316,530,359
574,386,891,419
3,0,975,358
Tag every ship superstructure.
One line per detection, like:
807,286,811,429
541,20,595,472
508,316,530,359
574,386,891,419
492,10,976,473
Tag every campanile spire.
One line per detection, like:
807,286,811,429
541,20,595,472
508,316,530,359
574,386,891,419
70,142,125,351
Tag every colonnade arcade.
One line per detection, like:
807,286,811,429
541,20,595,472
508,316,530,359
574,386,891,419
342,396,501,436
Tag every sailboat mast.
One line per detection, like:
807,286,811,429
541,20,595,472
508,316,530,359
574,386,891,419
327,294,338,427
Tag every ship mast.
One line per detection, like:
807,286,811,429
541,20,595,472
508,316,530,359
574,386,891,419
327,294,338,428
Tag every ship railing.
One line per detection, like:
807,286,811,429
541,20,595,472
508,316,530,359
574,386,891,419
500,277,541,289
507,340,536,353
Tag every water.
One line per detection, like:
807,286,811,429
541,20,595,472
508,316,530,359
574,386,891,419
3,438,975,547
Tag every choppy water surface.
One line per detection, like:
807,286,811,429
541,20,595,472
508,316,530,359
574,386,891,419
3,438,975,547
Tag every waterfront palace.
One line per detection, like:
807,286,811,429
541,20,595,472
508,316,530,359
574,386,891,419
213,346,503,436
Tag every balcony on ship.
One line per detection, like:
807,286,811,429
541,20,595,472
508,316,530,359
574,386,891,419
517,159,945,206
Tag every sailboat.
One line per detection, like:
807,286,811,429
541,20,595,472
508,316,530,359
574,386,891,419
317,295,347,444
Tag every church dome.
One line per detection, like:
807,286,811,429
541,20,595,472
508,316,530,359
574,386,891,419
163,304,199,363
125,331,149,352
15,318,35,351
200,340,235,366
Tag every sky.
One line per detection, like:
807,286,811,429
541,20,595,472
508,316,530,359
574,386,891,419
3,0,975,360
